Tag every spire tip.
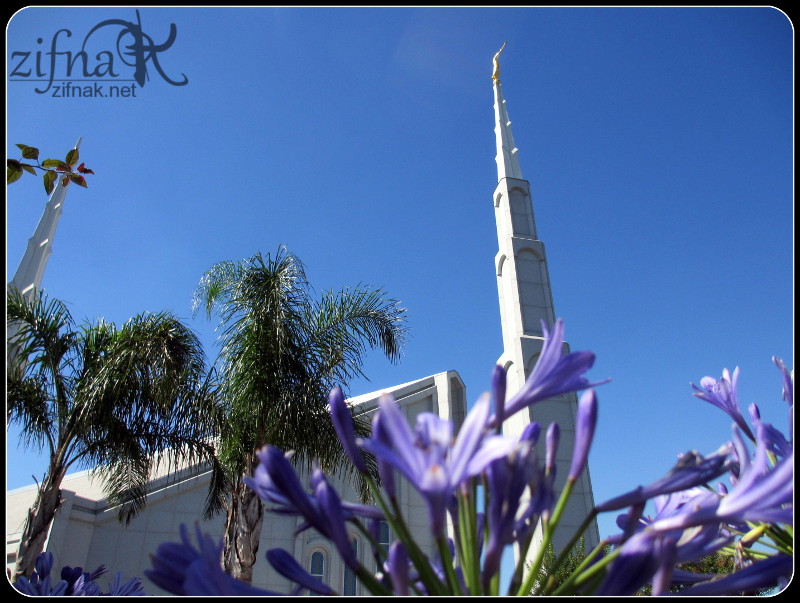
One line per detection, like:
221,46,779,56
492,42,507,81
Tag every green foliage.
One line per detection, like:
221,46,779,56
194,246,407,495
193,247,407,579
7,286,223,577
635,551,766,596
530,538,613,595
7,143,94,193
531,539,586,593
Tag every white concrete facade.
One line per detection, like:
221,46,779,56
6,371,466,594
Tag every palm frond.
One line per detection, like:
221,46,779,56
98,452,151,525
6,373,55,454
8,287,222,529
202,453,231,520
306,285,407,384
193,247,407,507
7,287,76,377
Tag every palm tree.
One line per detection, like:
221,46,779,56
6,287,224,580
192,247,407,583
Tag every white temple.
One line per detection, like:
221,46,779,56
6,49,598,593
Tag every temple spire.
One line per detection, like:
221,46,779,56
492,43,523,181
8,137,83,380
489,51,599,556
10,137,82,299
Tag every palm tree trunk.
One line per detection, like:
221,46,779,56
222,479,264,584
13,465,67,580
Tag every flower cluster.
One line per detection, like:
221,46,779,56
591,356,794,596
146,320,792,596
12,552,144,596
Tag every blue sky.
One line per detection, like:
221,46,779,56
6,6,793,552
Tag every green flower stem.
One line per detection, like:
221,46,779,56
740,523,768,547
436,534,463,594
456,486,481,594
388,496,450,596
541,508,600,594
350,517,385,563
481,477,501,595
547,476,577,535
354,564,393,595
366,480,448,596
572,561,608,595
516,519,551,595
552,540,620,595
506,527,535,595
516,476,576,596
765,524,793,554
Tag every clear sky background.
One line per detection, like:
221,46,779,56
6,6,793,555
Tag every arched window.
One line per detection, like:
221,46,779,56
308,551,325,596
343,537,358,595
378,520,391,556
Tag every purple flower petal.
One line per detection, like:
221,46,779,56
545,422,560,476
314,475,359,568
449,393,492,481
595,445,733,512
386,542,409,596
145,524,279,596
501,320,606,423
371,411,397,498
490,364,506,428
329,386,367,472
681,555,792,596
691,367,754,441
568,389,597,481
266,548,334,595
773,356,793,407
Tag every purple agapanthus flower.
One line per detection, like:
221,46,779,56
60,563,108,595
651,424,793,532
13,553,61,596
595,444,734,512
596,529,665,596
244,445,383,523
491,363,507,433
680,554,793,596
748,402,792,458
372,409,397,498
641,489,733,558
312,467,362,569
13,552,143,596
266,548,335,595
482,436,539,585
691,367,755,441
105,572,146,596
604,486,734,596
568,389,598,481
773,356,793,407
144,523,281,596
358,391,516,538
329,385,368,472
245,445,383,573
497,319,608,424
385,542,410,596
